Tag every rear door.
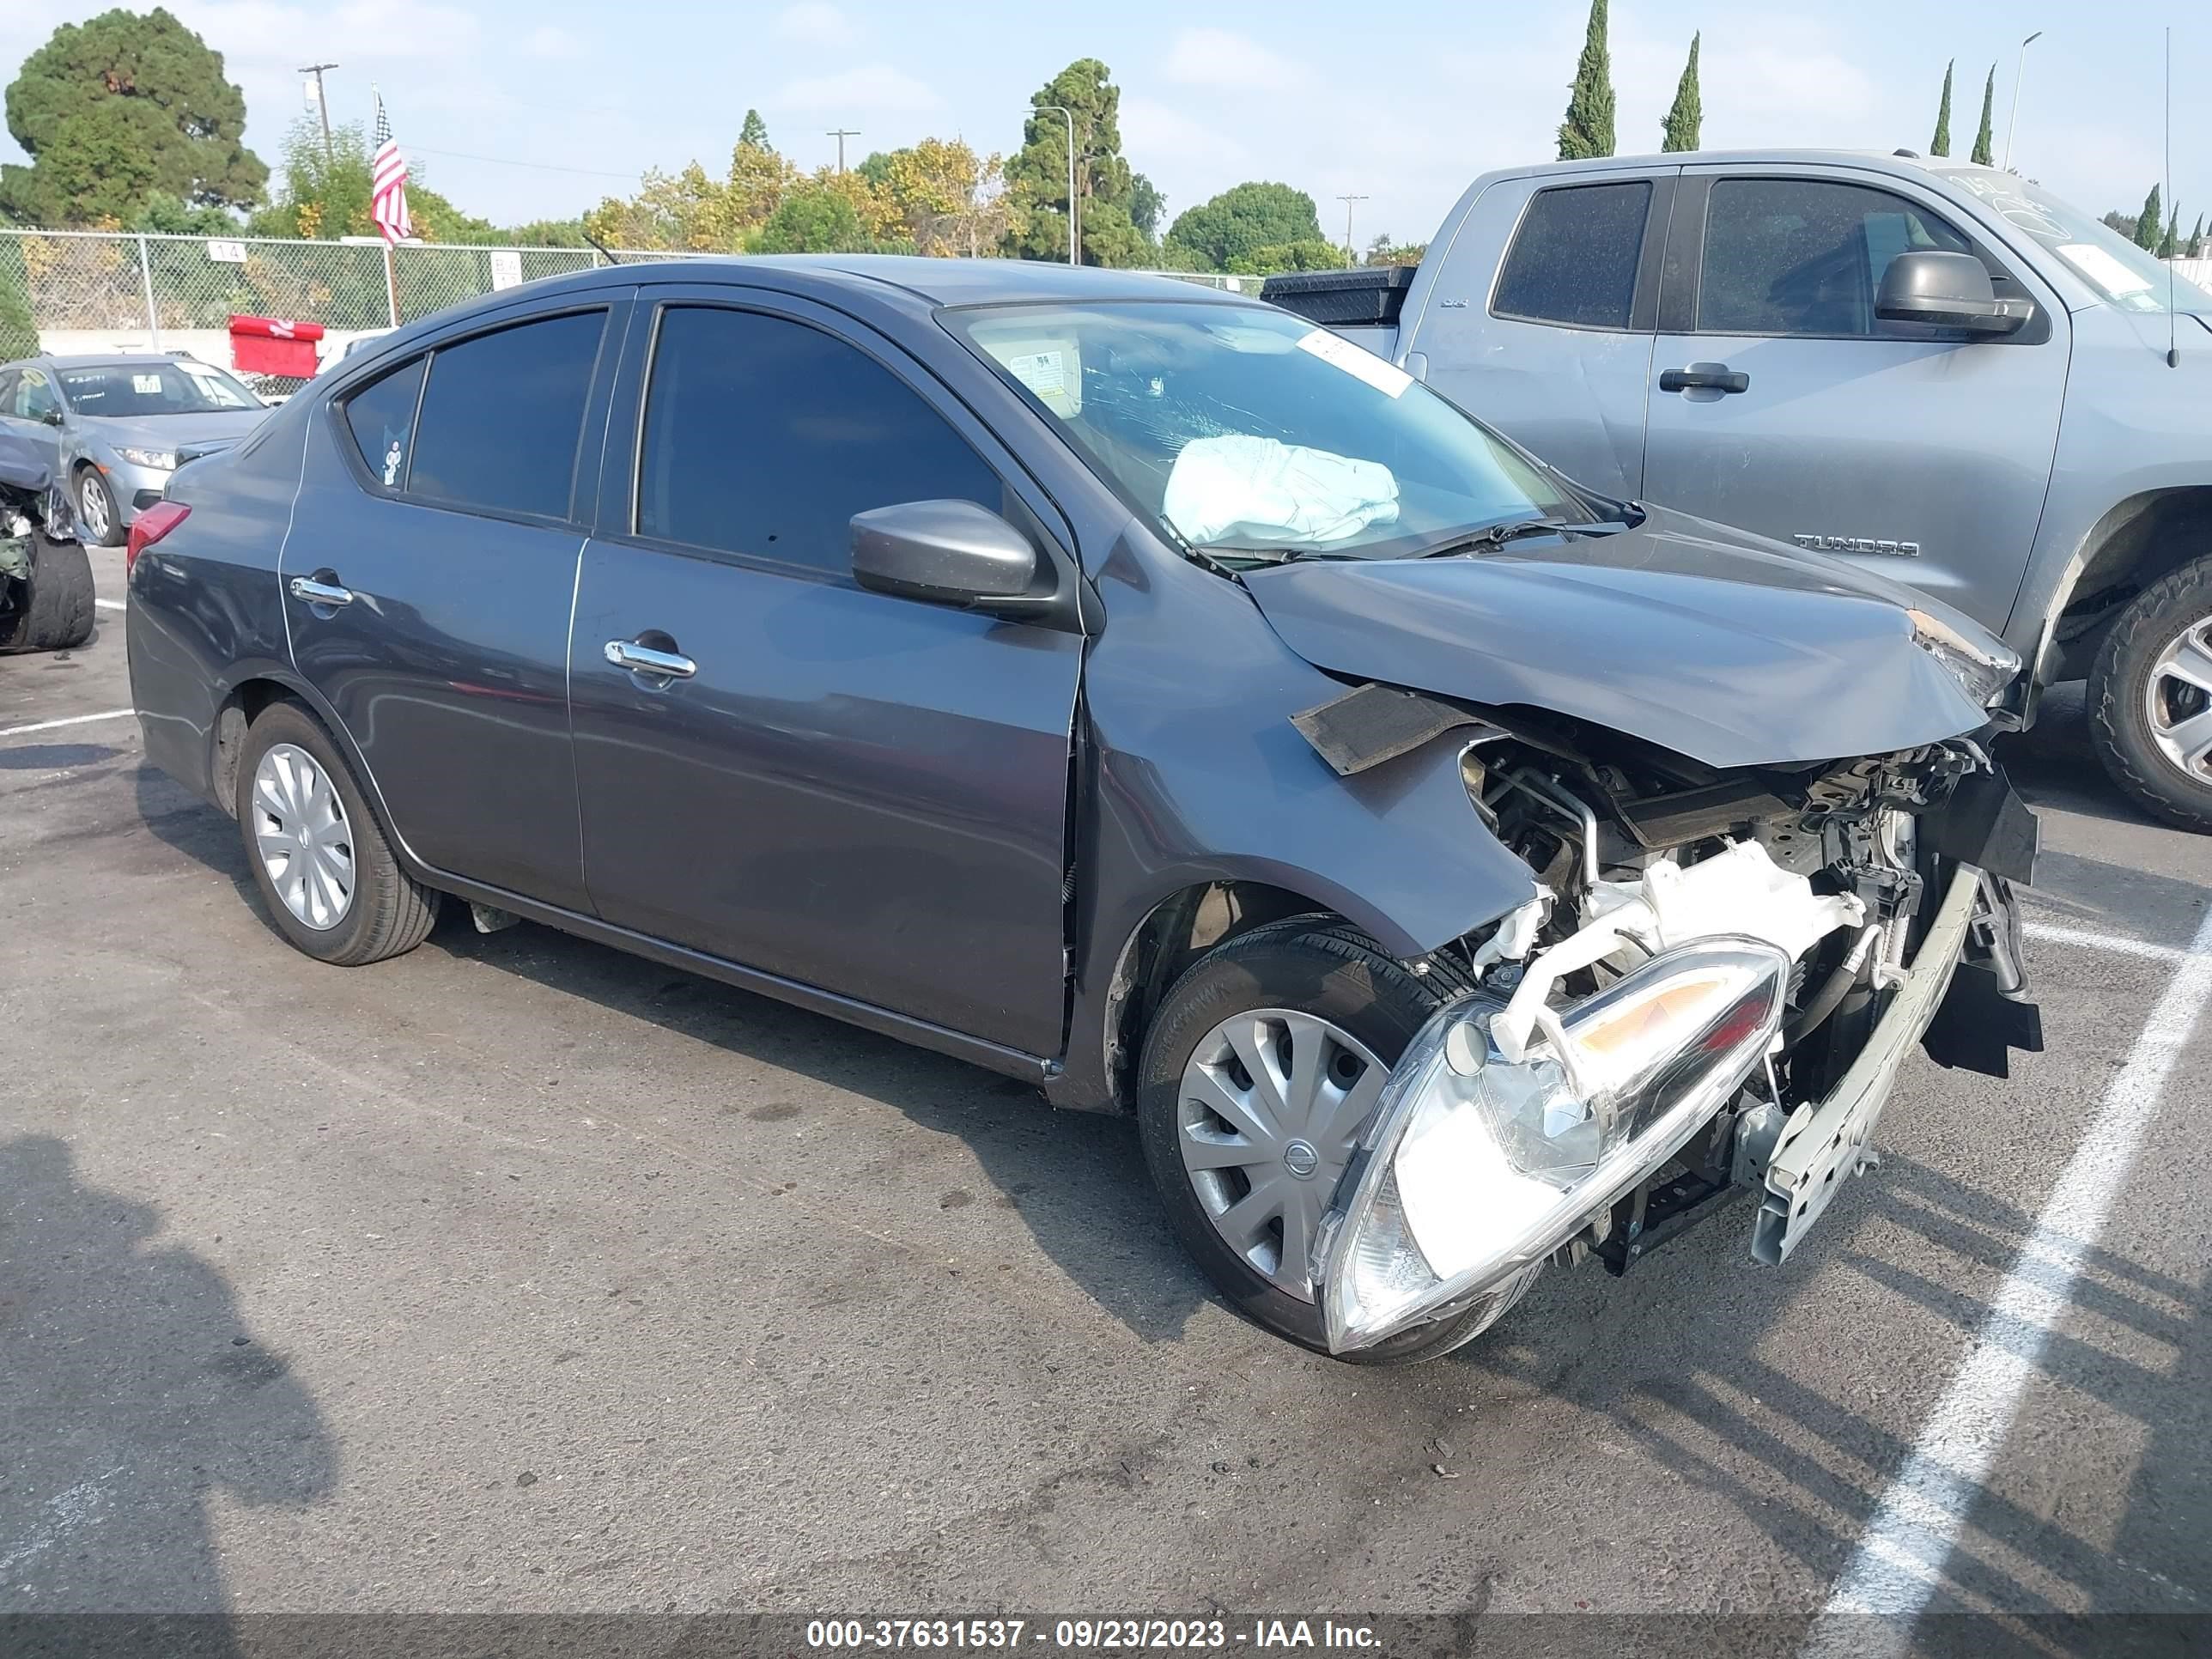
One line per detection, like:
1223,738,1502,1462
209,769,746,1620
1406,169,1675,498
568,288,1083,1057
283,295,629,911
1641,166,2069,629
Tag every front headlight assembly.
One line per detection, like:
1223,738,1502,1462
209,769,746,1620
1315,939,1790,1353
113,446,179,471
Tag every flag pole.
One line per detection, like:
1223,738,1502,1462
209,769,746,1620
374,82,401,326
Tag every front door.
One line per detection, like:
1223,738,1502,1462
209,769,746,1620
1642,167,2069,631
568,294,1081,1057
0,366,64,478
282,300,626,912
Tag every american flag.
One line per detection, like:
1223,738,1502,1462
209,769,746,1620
370,90,413,246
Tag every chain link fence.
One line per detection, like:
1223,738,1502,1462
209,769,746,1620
0,227,1267,395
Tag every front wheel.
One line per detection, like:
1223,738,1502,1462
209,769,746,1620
2088,554,2212,832
75,466,122,548
14,534,94,651
1135,915,1522,1364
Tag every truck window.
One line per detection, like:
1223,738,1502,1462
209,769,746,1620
1698,179,1973,337
1492,181,1651,330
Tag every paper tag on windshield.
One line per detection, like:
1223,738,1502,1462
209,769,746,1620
2057,243,2154,296
1005,349,1067,404
1297,330,1413,398
132,373,162,394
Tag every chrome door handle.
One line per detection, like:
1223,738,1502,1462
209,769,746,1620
289,575,354,606
603,639,697,680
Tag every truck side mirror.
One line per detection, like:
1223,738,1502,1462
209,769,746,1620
1875,250,2033,335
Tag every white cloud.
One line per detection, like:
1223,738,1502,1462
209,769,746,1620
775,3,858,49
772,63,942,118
1119,99,1251,180
524,25,581,60
1163,27,1313,94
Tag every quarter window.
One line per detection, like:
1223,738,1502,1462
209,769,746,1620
635,306,1004,574
1698,179,1976,337
1492,181,1652,329
342,356,427,489
407,310,607,520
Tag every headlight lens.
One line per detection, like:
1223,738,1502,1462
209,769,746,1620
113,446,178,471
1908,607,2018,708
1318,939,1790,1352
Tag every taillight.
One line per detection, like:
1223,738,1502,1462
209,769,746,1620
125,500,191,574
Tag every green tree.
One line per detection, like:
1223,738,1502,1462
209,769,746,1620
1556,0,1616,161
1002,58,1144,265
1930,59,1954,156
1970,64,1995,166
1364,232,1427,265
1164,181,1324,272
501,217,591,247
2159,203,2179,258
2136,184,2163,251
751,182,865,253
0,240,37,359
1128,173,1165,241
2191,214,2205,258
1229,238,1342,276
738,108,770,152
1660,33,1701,153
246,117,494,244
0,8,264,226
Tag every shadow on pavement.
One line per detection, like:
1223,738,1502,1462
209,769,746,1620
0,1135,337,1644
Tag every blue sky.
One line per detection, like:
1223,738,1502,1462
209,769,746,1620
0,1,2202,245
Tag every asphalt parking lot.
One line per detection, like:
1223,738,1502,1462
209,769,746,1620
3,547,2209,1653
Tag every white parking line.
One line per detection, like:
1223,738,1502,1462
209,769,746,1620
95,598,125,611
2023,920,2190,963
1802,906,2212,1651
0,708,136,740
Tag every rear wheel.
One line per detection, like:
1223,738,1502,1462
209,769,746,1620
234,700,439,964
1135,915,1523,1364
14,534,94,650
75,466,122,547
2088,554,2212,832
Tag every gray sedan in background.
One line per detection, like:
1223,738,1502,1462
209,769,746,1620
0,354,268,544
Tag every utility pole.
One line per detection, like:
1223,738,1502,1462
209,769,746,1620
299,63,339,165
1038,105,1078,265
1336,193,1368,265
2002,31,2041,170
825,128,860,173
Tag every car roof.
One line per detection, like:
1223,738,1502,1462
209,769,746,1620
32,354,210,372
1487,149,2007,182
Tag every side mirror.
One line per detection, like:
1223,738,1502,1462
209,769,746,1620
1875,250,2033,335
38,406,64,427
851,499,1039,611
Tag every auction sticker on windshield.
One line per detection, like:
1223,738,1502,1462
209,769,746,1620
1297,329,1413,398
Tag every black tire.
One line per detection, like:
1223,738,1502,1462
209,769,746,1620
234,700,440,965
2087,553,2212,832
15,533,94,651
74,466,123,548
1135,914,1515,1365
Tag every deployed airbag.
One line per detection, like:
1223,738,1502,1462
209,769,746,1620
1164,434,1400,547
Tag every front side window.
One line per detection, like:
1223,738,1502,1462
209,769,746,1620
55,360,261,416
15,369,58,422
947,301,1592,562
342,356,428,489
635,305,1004,574
1698,179,1974,337
408,310,606,520
1492,181,1652,329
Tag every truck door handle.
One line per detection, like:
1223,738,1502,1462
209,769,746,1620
604,638,697,681
1660,365,1750,394
288,574,354,606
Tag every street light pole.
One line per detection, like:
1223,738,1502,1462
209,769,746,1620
298,62,338,165
1336,193,1369,265
2002,31,2043,171
1038,105,1078,265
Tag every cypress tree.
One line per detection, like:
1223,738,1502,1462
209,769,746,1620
1661,33,1702,153
2136,185,2162,251
1930,60,1954,157
1971,64,1995,165
2160,204,2179,258
1556,0,1616,161
2191,214,2205,258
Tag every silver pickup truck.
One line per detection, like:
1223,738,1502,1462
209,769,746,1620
1265,150,2212,829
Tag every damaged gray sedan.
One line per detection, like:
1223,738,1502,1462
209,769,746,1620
128,260,2041,1364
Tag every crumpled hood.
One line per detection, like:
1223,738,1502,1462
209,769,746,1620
1242,506,2008,769
81,410,265,456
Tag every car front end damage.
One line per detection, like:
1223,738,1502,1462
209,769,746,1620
1297,696,2041,1355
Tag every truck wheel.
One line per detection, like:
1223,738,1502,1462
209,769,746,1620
75,466,123,548
15,533,94,651
1135,915,1527,1364
2088,555,2212,832
234,700,440,964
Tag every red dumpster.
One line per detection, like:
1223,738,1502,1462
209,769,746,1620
228,315,325,379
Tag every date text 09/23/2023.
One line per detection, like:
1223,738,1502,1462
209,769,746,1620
805,1619,1382,1650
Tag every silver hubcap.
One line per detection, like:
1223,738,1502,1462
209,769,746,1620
1177,1009,1389,1301
252,743,355,931
2145,616,2212,783
79,475,109,539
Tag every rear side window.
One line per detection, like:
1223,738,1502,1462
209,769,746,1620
1698,179,1975,337
343,357,427,489
407,310,607,519
635,306,1003,574
1492,181,1652,329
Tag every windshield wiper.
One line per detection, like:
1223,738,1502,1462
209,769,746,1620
1419,516,1586,558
